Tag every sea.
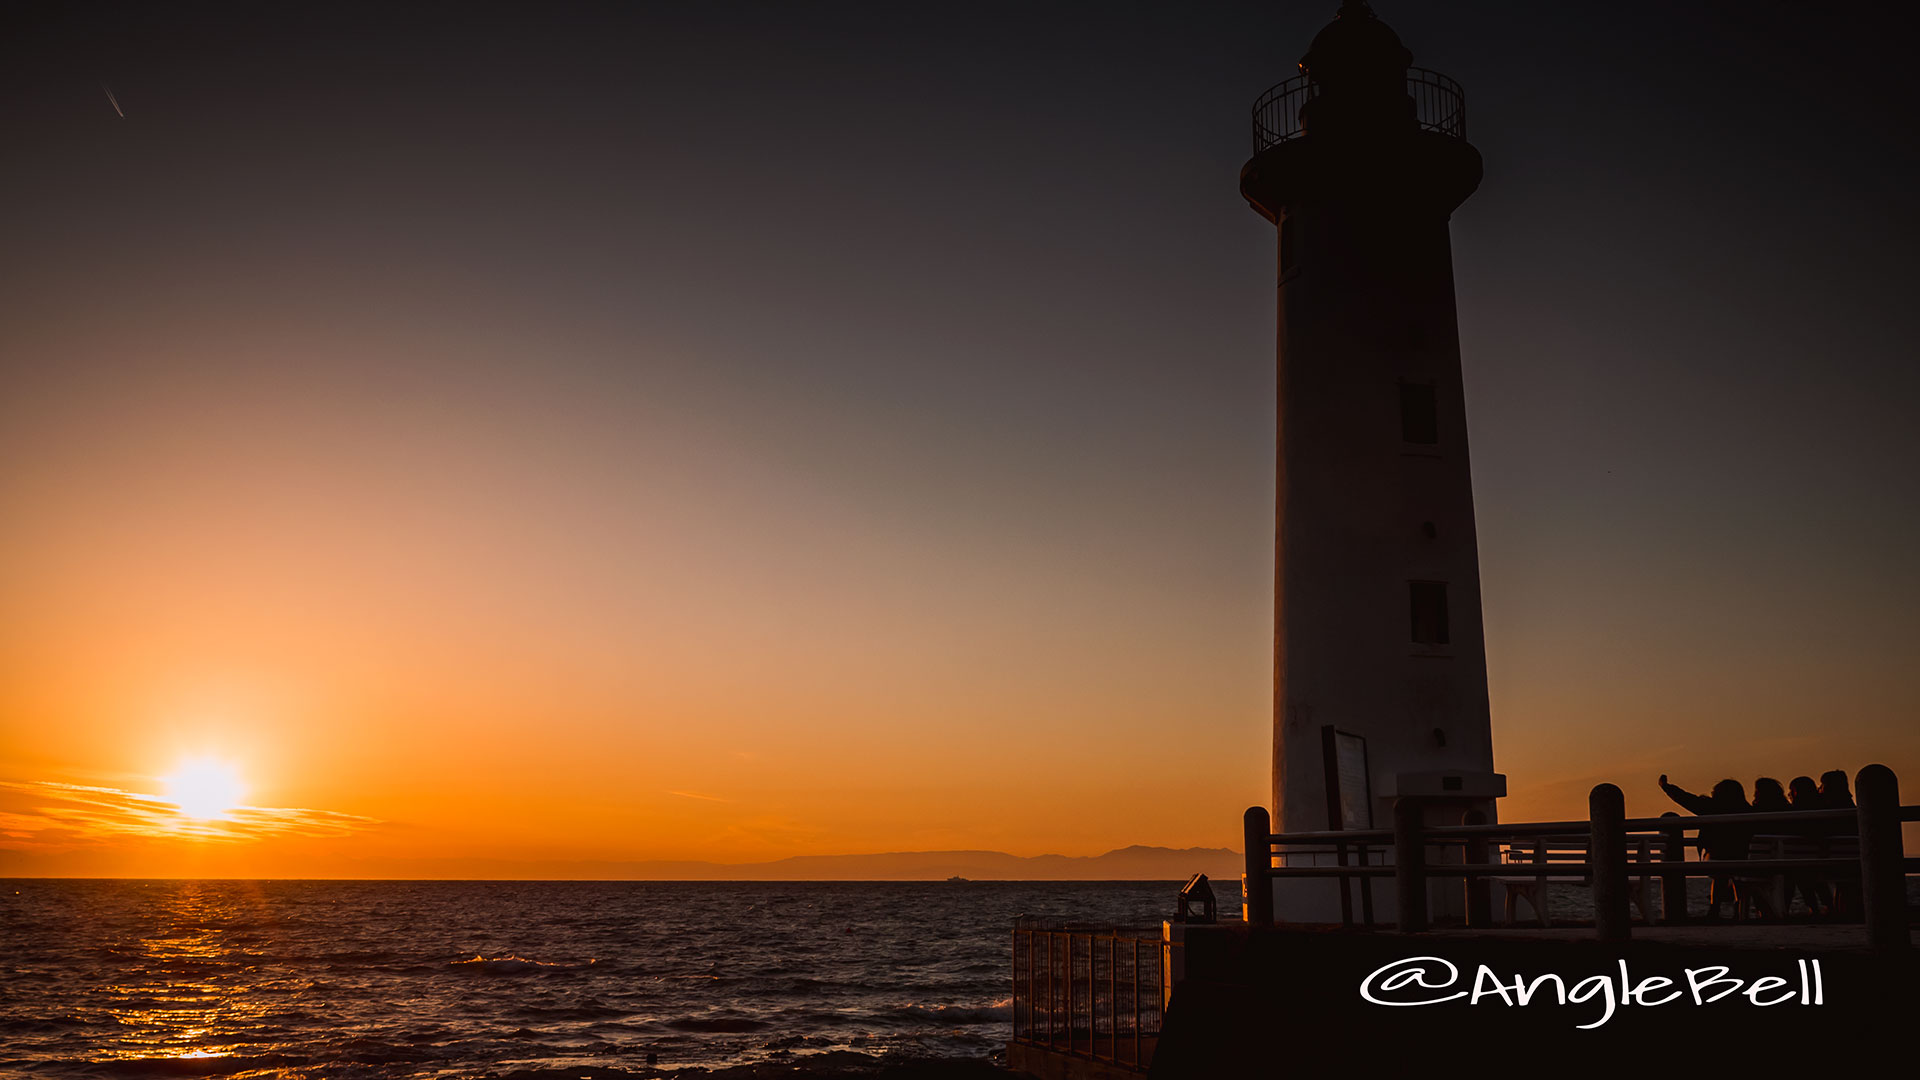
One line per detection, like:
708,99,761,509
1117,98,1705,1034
0,879,1177,1078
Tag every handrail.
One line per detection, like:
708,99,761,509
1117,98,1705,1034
1268,807,1861,845
1241,766,1912,948
1270,859,1864,878
1011,926,1161,1072
1268,828,1394,844
1250,67,1466,153
1250,74,1316,151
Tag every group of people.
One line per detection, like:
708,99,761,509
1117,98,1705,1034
1657,770,1858,920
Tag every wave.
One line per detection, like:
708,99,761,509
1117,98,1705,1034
329,1036,444,1064
507,1003,631,1022
759,1033,832,1051
448,955,596,975
890,1000,1014,1025
666,1016,770,1033
94,1053,299,1077
0,1012,127,1032
318,950,409,964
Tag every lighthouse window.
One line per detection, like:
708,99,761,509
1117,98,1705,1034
1280,220,1297,273
1409,581,1449,645
1400,382,1438,444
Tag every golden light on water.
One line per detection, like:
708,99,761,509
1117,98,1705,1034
93,882,266,1066
160,758,247,821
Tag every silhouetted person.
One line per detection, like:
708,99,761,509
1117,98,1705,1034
1750,778,1792,918
1787,775,1821,811
1818,769,1855,813
1819,769,1860,920
1659,774,1750,919
1787,775,1833,918
1751,777,1789,813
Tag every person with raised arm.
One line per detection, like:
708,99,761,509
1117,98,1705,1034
1658,775,1751,920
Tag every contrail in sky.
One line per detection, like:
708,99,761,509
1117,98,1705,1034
102,84,124,118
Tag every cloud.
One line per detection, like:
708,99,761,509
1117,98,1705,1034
0,780,381,852
668,789,731,803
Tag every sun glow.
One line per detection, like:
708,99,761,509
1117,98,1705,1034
160,758,247,821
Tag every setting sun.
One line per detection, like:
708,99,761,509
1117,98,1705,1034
160,758,247,821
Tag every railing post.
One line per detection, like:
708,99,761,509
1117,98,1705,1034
1855,764,1909,950
1086,933,1095,1058
1131,937,1142,1067
1046,933,1055,1046
1462,808,1491,928
1659,811,1686,925
1243,805,1274,926
1011,929,1021,1041
1107,935,1116,1062
1066,934,1075,1054
1392,797,1427,932
1590,783,1630,942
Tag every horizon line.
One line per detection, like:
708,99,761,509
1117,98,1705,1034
1,874,1205,883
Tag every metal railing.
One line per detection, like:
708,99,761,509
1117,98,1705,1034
1241,764,1915,948
1251,68,1467,152
1011,924,1162,1072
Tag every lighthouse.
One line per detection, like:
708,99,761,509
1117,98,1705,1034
1242,2,1502,920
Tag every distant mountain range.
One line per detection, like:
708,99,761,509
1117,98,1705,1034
0,844,1244,881
593,844,1244,882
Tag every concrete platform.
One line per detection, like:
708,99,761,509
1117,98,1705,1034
1146,923,1917,1074
1006,1042,1151,1080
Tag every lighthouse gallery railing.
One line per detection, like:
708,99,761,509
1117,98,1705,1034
1251,68,1466,152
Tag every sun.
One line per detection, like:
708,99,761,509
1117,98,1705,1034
160,757,247,821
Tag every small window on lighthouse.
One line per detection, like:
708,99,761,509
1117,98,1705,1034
1410,581,1449,645
1400,382,1439,444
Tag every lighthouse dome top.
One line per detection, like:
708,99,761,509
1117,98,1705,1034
1299,1,1413,83
1244,0,1471,171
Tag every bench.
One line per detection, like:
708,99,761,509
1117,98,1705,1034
1496,834,1661,926
1730,833,1861,920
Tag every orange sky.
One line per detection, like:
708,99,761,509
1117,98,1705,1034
0,314,1275,875
2,313,1912,875
4,4,1917,878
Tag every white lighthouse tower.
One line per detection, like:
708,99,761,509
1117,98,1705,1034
1241,2,1502,921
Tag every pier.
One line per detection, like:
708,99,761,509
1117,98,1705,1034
1243,764,1914,946
1009,765,1914,1077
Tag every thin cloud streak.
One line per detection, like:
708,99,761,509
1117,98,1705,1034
0,780,379,849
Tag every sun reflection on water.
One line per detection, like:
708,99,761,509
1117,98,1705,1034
94,881,274,1064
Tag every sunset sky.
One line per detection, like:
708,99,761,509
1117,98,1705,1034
3,2,1916,877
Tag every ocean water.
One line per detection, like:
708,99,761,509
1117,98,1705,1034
0,879,1177,1078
